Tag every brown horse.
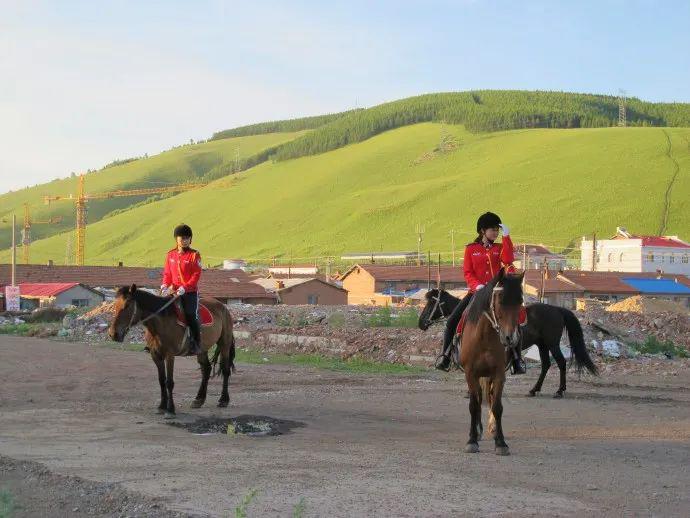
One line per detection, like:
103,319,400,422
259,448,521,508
460,269,524,455
108,284,235,418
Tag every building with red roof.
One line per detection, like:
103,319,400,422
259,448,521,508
581,227,690,275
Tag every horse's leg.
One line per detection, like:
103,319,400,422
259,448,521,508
528,344,551,397
164,354,176,418
152,352,167,414
217,340,233,408
192,352,211,408
464,373,481,453
486,379,496,438
491,376,510,456
551,347,567,398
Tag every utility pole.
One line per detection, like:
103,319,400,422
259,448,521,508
11,214,16,286
450,229,456,266
427,251,431,290
591,232,597,272
326,257,332,280
437,253,441,289
522,244,528,270
618,89,627,127
416,223,425,266
539,256,547,303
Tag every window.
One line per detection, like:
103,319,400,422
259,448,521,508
619,253,625,262
683,256,689,264
669,255,675,264
307,294,319,305
646,253,654,263
71,299,90,307
607,253,613,263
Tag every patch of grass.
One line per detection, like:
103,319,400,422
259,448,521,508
234,488,259,518
365,306,419,328
0,324,32,335
292,497,306,518
0,488,16,518
630,336,689,358
326,311,346,328
235,348,427,375
276,311,310,328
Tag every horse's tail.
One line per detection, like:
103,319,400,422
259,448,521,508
211,307,236,377
559,307,598,376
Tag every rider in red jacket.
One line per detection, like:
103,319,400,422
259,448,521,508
161,224,203,355
435,212,525,374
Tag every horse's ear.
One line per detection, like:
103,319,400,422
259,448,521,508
489,268,505,287
130,284,137,294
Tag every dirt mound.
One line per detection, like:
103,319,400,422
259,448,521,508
606,296,688,315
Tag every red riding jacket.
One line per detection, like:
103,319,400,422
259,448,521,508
463,235,515,292
162,247,202,292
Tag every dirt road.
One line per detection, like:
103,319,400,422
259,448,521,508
1,336,689,517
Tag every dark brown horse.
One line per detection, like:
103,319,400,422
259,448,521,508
460,269,524,455
108,285,235,418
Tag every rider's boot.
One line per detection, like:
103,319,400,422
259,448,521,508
435,352,451,371
510,348,526,375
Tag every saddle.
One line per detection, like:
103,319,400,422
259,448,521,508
173,300,214,328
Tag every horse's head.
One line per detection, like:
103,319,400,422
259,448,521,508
108,284,140,342
418,288,452,330
487,270,524,347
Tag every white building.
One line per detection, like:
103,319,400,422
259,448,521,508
581,227,690,274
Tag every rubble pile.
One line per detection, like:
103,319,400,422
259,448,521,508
23,295,687,372
606,296,688,315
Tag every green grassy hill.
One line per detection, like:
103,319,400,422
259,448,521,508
0,131,303,247
8,123,688,267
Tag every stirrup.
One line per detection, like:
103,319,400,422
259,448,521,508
434,353,451,372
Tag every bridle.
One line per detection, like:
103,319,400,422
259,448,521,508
423,290,452,328
482,286,520,350
120,293,179,336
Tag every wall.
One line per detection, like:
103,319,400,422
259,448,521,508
279,281,347,305
341,267,376,305
55,286,104,308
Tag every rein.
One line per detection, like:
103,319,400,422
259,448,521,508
482,286,503,338
126,294,179,332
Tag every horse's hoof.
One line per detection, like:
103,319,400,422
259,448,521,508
495,446,510,456
527,391,537,397
164,411,176,420
465,443,479,454
191,399,205,409
217,400,229,408
553,391,564,399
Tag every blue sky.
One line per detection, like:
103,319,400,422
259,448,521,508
1,0,689,192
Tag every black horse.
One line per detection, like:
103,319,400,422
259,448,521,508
419,289,598,397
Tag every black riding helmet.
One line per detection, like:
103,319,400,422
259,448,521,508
476,212,502,233
173,224,193,239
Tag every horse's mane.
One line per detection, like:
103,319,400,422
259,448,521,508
465,271,523,323
117,286,176,316
466,284,494,323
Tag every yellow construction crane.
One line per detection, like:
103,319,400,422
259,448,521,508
44,174,205,265
22,203,63,264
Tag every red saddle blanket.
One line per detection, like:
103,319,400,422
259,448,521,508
173,302,214,327
456,306,527,336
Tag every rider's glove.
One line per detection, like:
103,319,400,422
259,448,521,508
498,224,509,236
176,286,186,296
475,284,485,291
160,284,171,296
